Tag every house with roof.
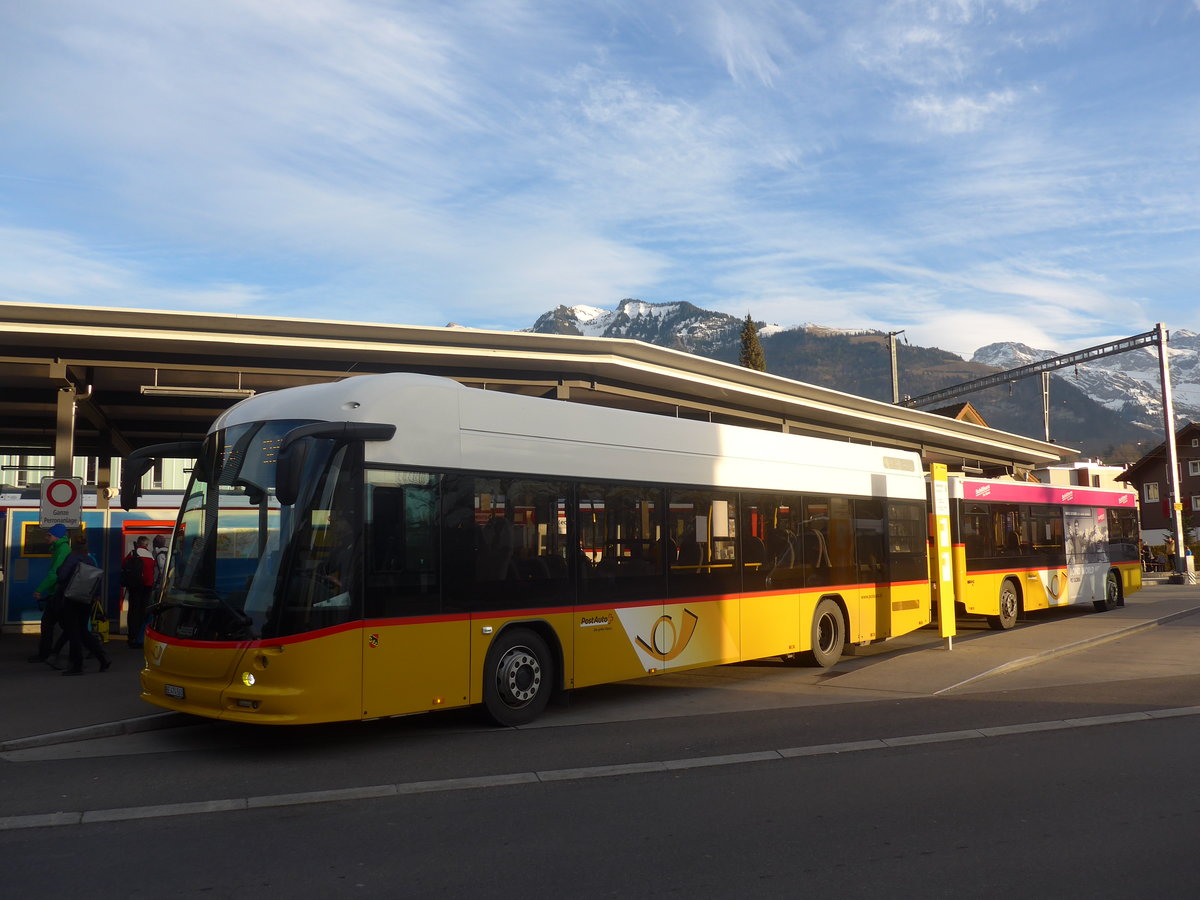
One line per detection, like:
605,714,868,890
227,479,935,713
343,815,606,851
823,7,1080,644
1118,422,1200,541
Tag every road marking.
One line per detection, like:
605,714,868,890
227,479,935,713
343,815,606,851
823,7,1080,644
4,705,1200,832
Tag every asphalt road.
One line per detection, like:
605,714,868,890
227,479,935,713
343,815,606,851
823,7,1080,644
4,615,1200,898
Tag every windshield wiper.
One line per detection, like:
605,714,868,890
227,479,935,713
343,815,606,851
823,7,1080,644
160,587,253,627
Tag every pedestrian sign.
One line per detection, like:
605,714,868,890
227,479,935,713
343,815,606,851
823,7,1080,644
40,476,83,528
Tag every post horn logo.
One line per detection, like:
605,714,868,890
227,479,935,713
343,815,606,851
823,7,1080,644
636,609,699,662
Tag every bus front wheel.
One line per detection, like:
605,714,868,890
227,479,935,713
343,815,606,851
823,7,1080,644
988,580,1019,630
482,628,553,727
1094,571,1121,612
799,598,846,668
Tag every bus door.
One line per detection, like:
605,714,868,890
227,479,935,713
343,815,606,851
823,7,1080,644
1065,506,1106,604
361,471,468,718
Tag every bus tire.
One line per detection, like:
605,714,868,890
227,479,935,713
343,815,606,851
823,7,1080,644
1093,571,1121,612
988,580,1019,630
482,627,553,727
799,598,845,668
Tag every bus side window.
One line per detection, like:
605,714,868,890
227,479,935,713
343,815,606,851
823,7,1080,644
578,482,665,605
852,498,886,584
443,475,573,613
666,489,738,599
364,471,441,618
886,500,926,582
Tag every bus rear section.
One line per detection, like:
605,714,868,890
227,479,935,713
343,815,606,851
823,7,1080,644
945,476,1141,630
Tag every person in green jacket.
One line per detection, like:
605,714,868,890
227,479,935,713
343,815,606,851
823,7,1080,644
28,523,71,664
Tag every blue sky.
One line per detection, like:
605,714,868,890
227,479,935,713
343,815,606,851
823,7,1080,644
2,0,1198,359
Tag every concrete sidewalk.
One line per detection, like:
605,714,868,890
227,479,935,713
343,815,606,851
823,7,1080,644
3,582,1199,751
823,582,1200,696
0,632,183,751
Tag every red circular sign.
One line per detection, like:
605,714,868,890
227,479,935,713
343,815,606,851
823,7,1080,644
46,479,79,508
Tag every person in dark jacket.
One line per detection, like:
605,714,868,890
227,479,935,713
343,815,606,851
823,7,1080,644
57,535,111,675
123,535,156,649
28,523,70,664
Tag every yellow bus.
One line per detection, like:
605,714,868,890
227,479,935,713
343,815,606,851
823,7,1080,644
947,476,1142,630
128,373,934,725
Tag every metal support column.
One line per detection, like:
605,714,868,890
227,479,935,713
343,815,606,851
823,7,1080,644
96,456,111,511
54,384,77,478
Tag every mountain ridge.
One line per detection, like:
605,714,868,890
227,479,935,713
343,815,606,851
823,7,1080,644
526,300,1198,461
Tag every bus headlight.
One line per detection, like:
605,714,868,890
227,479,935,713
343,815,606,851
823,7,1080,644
242,672,256,686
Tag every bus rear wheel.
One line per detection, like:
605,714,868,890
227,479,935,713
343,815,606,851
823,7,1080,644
1093,571,1121,612
988,580,1019,630
798,598,846,668
482,627,553,727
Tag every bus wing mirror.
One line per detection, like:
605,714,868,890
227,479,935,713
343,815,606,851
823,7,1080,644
275,422,396,507
121,441,203,510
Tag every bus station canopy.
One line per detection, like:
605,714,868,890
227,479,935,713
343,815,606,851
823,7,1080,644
0,301,1071,482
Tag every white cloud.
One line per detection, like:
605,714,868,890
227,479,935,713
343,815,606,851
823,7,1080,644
0,225,265,311
0,0,1197,353
907,90,1019,133
703,0,818,87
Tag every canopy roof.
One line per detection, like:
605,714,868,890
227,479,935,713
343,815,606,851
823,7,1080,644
0,301,1071,473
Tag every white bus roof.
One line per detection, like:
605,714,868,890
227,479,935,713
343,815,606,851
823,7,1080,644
216,373,926,500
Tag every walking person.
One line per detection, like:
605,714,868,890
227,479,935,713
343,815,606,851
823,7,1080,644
57,535,111,676
27,523,70,664
1164,534,1177,572
122,535,155,649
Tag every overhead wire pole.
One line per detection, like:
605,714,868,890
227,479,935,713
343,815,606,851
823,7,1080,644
898,322,1183,567
898,328,1160,410
887,330,905,405
1156,323,1187,579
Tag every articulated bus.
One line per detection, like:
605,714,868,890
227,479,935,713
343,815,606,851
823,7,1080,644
132,373,934,726
946,476,1141,630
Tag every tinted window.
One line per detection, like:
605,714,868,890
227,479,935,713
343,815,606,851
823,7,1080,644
364,470,441,618
578,482,665,604
441,475,573,613
740,493,805,589
853,498,887,583
887,500,928,582
667,489,739,597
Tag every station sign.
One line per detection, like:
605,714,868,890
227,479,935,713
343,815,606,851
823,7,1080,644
40,476,83,528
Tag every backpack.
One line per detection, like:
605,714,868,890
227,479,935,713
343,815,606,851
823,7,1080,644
64,560,104,604
121,552,145,590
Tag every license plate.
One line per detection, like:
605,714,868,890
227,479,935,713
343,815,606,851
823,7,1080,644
164,684,185,700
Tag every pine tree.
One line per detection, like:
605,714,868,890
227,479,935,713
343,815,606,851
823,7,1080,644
739,314,766,371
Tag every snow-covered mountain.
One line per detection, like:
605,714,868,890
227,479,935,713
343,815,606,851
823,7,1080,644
524,299,1196,456
528,299,750,356
971,330,1200,430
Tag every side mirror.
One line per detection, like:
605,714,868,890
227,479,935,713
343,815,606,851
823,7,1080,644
121,441,203,510
275,422,396,506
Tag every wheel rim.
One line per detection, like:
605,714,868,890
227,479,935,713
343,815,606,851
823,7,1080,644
1000,587,1017,619
1108,577,1120,605
494,645,542,709
816,610,840,654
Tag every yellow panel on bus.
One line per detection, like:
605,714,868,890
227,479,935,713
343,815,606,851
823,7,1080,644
362,618,471,719
741,592,800,660
142,628,364,725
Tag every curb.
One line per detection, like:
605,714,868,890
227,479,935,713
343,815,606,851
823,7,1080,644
0,711,191,753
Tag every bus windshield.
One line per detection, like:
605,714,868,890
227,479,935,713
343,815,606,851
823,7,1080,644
152,418,362,642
